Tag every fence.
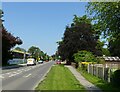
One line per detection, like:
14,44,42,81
8,58,27,65
87,63,120,82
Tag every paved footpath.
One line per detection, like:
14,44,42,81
65,65,102,92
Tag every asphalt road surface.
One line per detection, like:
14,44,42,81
1,61,54,90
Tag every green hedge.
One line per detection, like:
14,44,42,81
111,69,120,87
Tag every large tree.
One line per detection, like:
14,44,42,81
2,28,22,65
58,15,101,64
1,10,22,65
28,46,50,61
87,2,120,57
28,46,40,59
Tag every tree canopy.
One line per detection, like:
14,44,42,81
1,10,23,65
28,46,50,61
58,15,101,63
86,2,120,57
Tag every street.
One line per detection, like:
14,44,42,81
1,61,54,90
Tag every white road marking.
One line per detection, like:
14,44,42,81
6,72,11,75
17,70,22,72
2,63,46,78
25,68,31,71
0,75,4,79
9,74,16,77
17,71,22,74
18,69,23,71
12,72,17,74
23,74,32,78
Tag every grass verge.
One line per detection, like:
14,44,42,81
36,64,86,91
77,68,120,92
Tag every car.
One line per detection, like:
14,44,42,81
38,60,43,64
56,60,61,64
27,58,36,66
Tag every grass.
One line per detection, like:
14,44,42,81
77,68,120,92
36,64,86,91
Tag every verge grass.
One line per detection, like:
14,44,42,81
78,68,120,92
36,64,86,91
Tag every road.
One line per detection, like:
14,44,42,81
1,61,54,90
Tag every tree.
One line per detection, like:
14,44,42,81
28,46,49,61
102,48,110,56
0,9,3,28
1,9,23,65
2,28,23,65
58,15,101,64
87,2,120,57
28,46,40,60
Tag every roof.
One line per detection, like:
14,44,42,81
12,49,30,55
102,56,120,61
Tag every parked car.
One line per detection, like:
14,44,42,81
56,60,61,64
38,60,43,64
27,58,36,66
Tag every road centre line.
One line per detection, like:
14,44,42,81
23,74,32,78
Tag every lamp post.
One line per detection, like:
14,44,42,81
23,51,26,63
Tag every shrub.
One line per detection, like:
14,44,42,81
73,50,97,70
96,57,105,64
73,50,97,63
111,69,120,87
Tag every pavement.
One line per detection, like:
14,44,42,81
1,61,54,90
65,65,102,92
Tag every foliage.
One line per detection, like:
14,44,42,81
96,40,104,52
86,2,120,57
78,68,120,92
101,48,110,56
108,37,120,57
2,27,22,65
28,46,49,61
28,46,41,60
1,10,23,65
0,9,3,28
111,69,120,87
58,15,101,62
51,51,61,60
73,50,97,63
96,57,105,64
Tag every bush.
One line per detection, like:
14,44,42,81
75,62,79,68
81,64,87,71
97,58,105,64
111,69,120,87
73,50,97,63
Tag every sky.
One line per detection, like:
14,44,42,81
2,2,87,55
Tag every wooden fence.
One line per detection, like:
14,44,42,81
87,63,120,82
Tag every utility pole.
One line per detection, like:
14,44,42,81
23,51,26,63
